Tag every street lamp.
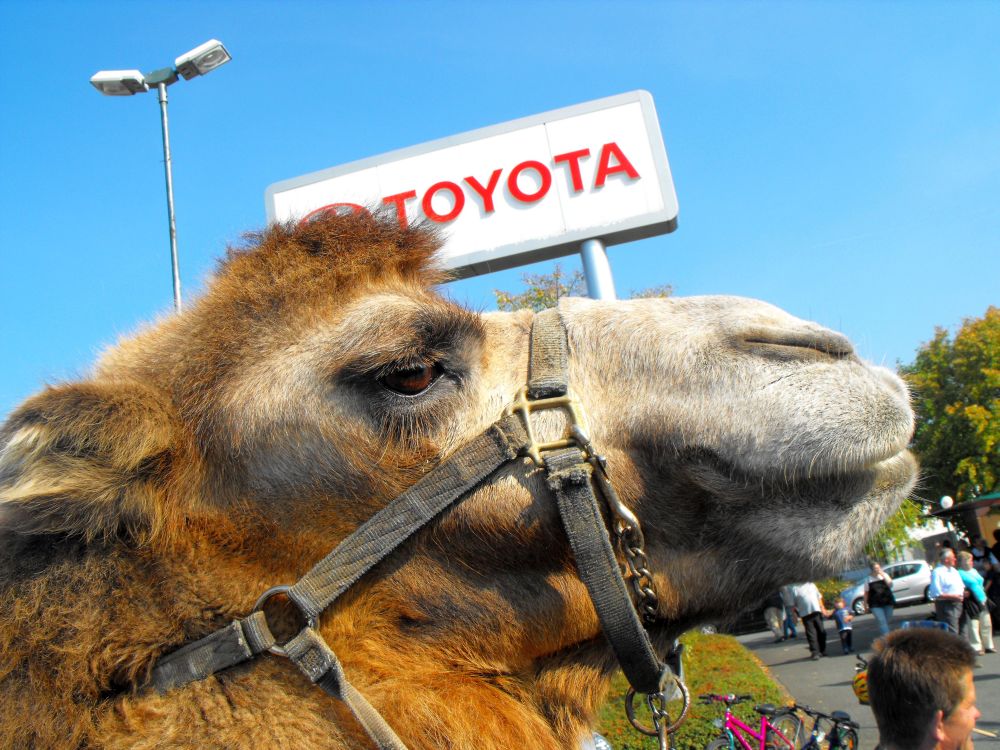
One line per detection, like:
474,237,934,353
90,39,232,313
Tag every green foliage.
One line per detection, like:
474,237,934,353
863,498,928,560
816,577,851,604
596,631,791,749
629,284,674,299
900,306,999,511
494,264,586,312
493,264,673,311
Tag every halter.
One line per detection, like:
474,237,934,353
150,308,689,749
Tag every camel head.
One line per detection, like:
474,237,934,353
0,212,915,749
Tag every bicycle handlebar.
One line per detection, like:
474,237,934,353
698,693,753,705
793,704,859,728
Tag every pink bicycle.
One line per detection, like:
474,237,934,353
700,693,802,750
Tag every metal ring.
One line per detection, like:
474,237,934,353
624,673,691,737
252,584,319,657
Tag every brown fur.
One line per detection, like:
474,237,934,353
0,210,917,748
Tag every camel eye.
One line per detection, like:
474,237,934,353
380,364,442,396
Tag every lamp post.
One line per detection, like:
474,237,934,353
90,40,232,313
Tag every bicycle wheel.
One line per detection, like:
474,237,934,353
705,737,732,750
767,714,802,749
833,728,859,750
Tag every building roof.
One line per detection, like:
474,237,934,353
929,493,1000,518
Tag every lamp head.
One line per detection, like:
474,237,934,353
90,70,148,96
175,39,231,80
940,495,954,510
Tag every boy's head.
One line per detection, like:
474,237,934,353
868,628,979,750
835,597,846,608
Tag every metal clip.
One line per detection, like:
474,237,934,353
625,671,691,748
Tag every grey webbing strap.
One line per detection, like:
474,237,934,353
149,417,526,680
544,447,666,696
285,628,408,750
288,415,528,620
527,308,569,398
151,611,276,693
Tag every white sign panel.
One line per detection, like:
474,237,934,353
265,90,677,278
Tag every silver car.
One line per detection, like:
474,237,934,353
840,559,933,615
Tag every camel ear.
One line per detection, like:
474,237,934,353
0,381,182,543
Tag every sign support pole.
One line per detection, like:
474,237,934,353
580,238,617,300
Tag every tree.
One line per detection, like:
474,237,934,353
494,264,671,312
864,498,927,561
494,264,587,312
900,306,999,506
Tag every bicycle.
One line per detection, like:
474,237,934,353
793,703,859,750
699,693,801,750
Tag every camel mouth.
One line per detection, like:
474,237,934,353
683,444,917,511
870,449,919,493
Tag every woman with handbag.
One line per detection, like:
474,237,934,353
864,562,896,636
957,550,995,654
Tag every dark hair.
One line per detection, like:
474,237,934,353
868,629,976,748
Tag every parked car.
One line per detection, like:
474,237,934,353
841,560,932,615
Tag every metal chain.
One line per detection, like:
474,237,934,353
570,426,661,622
619,520,660,624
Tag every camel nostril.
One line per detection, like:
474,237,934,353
741,326,855,361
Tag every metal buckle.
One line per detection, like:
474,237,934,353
503,386,591,465
625,670,691,747
252,584,319,657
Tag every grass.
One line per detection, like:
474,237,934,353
596,630,793,749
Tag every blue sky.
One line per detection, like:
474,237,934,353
1,1,998,419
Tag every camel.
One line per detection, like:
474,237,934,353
0,211,917,749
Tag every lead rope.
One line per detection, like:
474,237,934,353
149,307,689,749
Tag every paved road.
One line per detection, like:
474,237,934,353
736,603,1000,748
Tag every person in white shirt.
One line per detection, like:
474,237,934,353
929,548,966,634
792,581,830,660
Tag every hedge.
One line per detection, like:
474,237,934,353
595,630,792,749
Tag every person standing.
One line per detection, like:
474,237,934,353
780,584,798,640
956,550,995,654
833,597,854,654
792,581,829,660
865,562,896,636
930,548,966,634
763,590,785,643
984,560,1000,629
970,537,998,573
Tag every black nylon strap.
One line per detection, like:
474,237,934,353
288,414,528,620
151,611,275,693
545,447,665,695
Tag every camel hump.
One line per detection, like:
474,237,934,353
0,379,184,544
